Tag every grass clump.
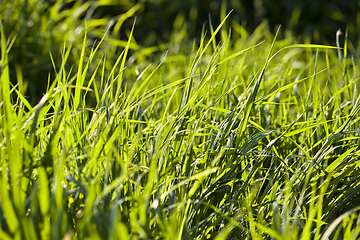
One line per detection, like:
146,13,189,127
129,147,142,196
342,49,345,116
1,9,360,240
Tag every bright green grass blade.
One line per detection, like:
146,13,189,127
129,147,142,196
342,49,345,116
321,206,360,240
115,18,136,98
237,26,282,139
269,44,341,62
74,25,87,110
0,21,14,129
180,10,233,111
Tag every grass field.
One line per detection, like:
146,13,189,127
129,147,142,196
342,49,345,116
1,4,360,240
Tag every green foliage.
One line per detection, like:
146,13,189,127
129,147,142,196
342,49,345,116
0,0,139,103
1,0,358,105
1,4,360,240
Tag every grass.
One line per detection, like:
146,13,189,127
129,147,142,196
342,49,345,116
1,5,360,240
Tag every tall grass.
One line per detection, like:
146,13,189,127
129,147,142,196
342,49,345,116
1,6,360,240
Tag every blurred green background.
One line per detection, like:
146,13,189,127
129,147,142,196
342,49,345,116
1,0,359,104
126,0,359,46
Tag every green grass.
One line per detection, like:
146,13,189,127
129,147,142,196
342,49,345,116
1,5,360,240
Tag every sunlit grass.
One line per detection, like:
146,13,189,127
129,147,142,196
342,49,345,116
1,4,360,240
